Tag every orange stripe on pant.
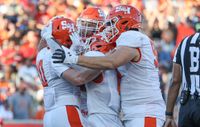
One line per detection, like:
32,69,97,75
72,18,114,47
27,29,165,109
66,106,83,127
144,117,156,127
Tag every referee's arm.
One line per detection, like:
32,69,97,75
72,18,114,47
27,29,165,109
164,44,182,127
166,63,182,116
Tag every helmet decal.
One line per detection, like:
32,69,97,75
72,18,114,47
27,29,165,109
115,6,131,14
61,21,75,33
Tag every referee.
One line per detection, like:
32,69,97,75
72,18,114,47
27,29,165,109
164,30,200,126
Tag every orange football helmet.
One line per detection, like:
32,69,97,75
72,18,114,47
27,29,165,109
103,5,142,43
52,17,76,48
77,6,106,40
89,34,116,54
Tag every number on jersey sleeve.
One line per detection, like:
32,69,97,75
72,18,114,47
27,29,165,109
150,40,159,68
37,60,48,87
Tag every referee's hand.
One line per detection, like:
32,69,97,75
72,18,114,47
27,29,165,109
163,117,177,127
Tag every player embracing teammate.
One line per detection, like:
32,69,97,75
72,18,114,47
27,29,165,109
38,4,166,127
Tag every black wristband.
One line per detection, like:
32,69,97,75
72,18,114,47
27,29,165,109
165,111,173,116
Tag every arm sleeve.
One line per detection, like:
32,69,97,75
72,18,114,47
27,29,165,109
51,60,70,77
116,31,144,48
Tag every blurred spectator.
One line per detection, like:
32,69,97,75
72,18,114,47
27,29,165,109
159,62,172,101
150,18,162,40
18,58,39,87
0,118,3,127
175,19,195,47
8,79,33,119
157,29,175,67
168,22,177,42
189,5,200,32
18,31,38,63
0,38,19,81
0,75,12,102
0,99,13,120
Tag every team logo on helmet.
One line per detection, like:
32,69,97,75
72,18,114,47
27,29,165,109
61,21,75,33
115,6,131,14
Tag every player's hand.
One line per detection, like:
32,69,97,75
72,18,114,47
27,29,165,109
163,117,177,127
52,46,78,64
69,32,82,46
41,22,53,40
70,32,87,54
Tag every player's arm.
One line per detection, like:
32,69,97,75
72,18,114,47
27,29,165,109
164,63,181,127
77,46,140,69
51,59,101,86
52,46,140,70
52,31,142,69
166,63,182,114
61,66,101,86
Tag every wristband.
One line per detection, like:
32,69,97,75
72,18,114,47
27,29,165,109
72,55,78,64
165,111,173,116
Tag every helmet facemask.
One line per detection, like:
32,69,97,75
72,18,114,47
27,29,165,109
77,18,104,40
102,15,142,43
102,17,119,43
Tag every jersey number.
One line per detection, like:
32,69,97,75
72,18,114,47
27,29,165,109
189,47,200,90
37,60,48,87
150,40,159,68
189,47,199,72
61,21,74,32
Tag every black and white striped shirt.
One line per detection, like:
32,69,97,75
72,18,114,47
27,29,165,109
173,32,200,95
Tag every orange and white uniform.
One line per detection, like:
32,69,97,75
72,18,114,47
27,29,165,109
116,31,166,127
36,47,87,127
84,51,123,127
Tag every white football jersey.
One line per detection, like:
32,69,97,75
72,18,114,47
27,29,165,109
116,31,165,120
84,51,120,115
36,47,80,111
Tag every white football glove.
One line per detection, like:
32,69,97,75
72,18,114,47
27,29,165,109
69,32,87,54
41,22,53,40
69,32,82,46
52,46,78,64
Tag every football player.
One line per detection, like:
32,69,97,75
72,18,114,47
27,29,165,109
42,14,123,127
37,17,101,127
76,6,106,118
52,5,166,127
77,6,105,42
84,36,122,127
76,7,122,127
52,35,123,127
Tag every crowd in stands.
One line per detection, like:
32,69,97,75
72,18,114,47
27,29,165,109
0,0,199,121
